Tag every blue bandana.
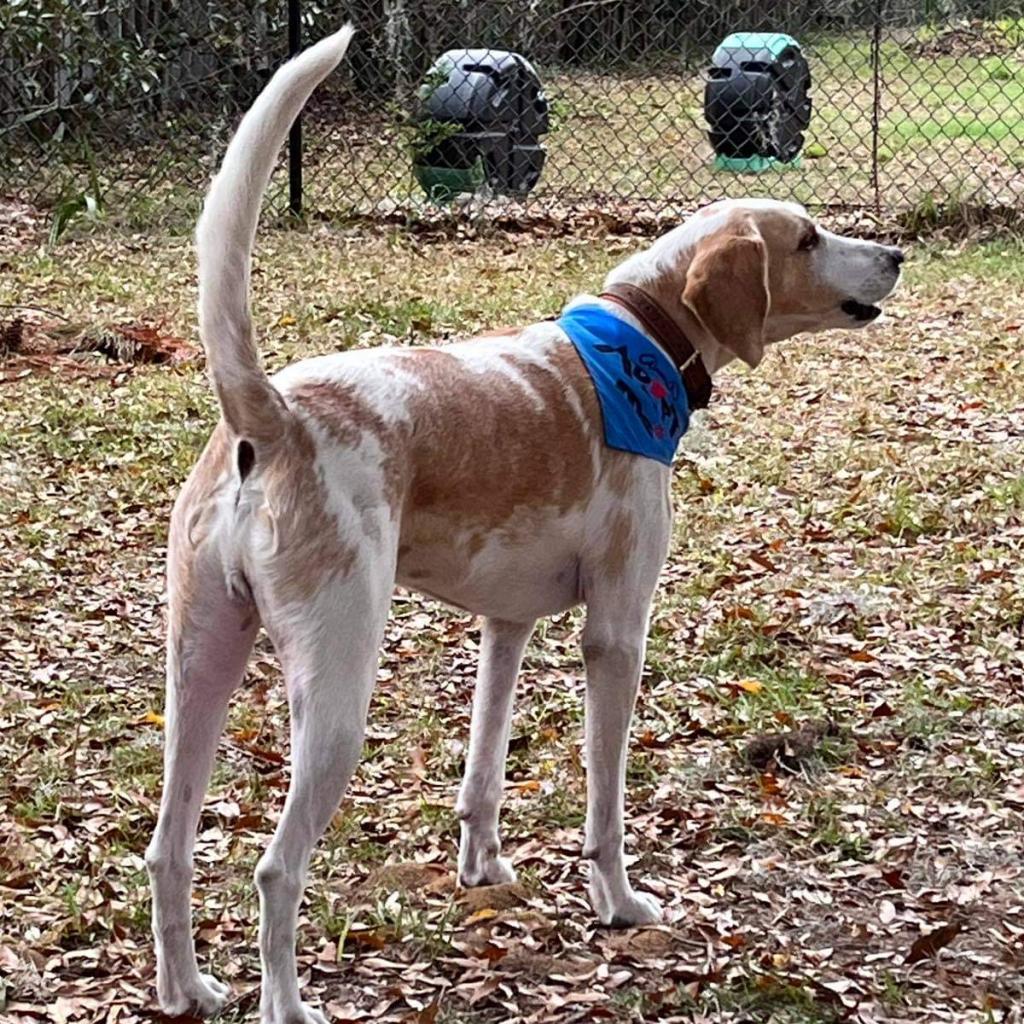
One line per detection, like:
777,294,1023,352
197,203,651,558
558,304,691,466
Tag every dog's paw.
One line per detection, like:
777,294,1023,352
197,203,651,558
458,826,518,888
459,851,517,888
592,888,664,928
159,971,230,1017
261,1003,329,1024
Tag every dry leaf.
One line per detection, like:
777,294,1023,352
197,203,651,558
906,921,963,964
463,907,499,925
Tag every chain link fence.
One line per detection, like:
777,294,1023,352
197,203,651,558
3,1,1023,234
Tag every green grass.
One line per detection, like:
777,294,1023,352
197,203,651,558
715,976,844,1024
893,109,1024,144
803,794,870,860
910,235,1024,286
986,475,1024,511
621,973,845,1023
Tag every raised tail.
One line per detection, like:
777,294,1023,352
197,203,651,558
196,25,355,445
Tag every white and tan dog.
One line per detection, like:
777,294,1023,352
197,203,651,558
145,26,902,1024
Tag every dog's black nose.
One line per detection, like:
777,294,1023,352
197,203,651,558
889,247,905,268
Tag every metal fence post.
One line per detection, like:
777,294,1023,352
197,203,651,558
870,0,884,216
288,0,302,218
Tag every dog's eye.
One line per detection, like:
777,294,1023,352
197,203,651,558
797,229,819,252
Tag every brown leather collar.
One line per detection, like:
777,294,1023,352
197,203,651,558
599,282,713,410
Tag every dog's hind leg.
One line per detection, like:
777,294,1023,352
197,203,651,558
254,566,393,1024
146,554,258,1017
456,617,535,887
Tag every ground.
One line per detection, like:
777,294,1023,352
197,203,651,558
1,217,1023,1024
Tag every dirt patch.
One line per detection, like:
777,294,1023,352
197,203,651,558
458,882,530,915
365,861,452,895
600,926,681,958
88,322,196,365
744,718,841,771
0,317,24,357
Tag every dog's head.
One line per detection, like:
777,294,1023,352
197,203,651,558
610,198,903,371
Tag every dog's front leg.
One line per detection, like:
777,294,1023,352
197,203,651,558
456,617,535,887
580,591,663,927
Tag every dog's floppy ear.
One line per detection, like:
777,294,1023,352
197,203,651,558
681,226,769,368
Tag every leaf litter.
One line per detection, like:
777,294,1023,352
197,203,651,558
0,308,195,379
0,225,1022,1023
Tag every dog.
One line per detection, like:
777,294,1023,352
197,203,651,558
145,26,902,1024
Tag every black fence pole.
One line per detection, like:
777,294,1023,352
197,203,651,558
287,0,302,218
870,0,883,216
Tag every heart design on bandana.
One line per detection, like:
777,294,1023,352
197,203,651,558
648,380,668,400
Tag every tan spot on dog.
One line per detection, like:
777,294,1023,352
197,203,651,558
752,210,848,318
475,325,526,339
393,343,600,535
604,508,637,580
167,422,233,642
290,379,389,447
289,379,410,518
259,420,359,604
602,454,637,499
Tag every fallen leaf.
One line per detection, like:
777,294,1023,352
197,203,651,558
463,907,499,925
906,921,962,964
469,977,500,1005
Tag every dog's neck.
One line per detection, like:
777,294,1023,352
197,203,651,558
598,272,733,380
601,268,734,376
601,219,742,376
598,282,712,410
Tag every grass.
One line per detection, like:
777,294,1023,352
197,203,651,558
2,221,1024,1023
609,971,846,1023
911,234,1024,285
709,974,844,1024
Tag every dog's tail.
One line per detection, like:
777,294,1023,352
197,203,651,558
196,26,355,445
